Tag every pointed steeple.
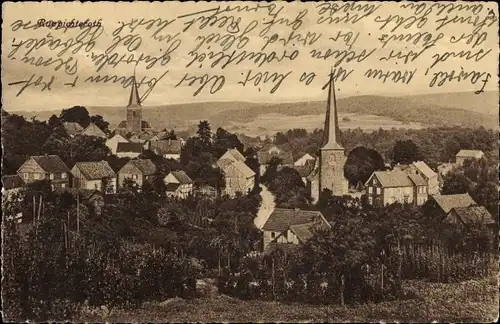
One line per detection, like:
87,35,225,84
321,67,343,150
127,67,141,108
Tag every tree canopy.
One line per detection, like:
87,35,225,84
344,146,386,186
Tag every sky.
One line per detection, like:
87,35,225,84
2,1,498,111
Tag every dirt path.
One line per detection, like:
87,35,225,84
254,184,275,229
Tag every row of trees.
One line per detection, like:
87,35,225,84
218,192,497,305
272,126,497,170
442,158,498,217
2,107,112,174
3,167,264,321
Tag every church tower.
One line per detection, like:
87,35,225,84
126,75,142,134
318,69,349,197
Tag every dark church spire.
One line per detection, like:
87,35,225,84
127,67,141,108
321,67,343,150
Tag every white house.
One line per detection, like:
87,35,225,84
106,133,130,154
219,148,246,164
63,122,83,137
261,208,330,251
164,170,194,199
294,153,316,166
71,161,117,193
455,150,485,166
216,159,255,197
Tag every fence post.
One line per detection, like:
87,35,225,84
271,258,276,302
397,239,402,293
381,262,384,301
340,273,345,307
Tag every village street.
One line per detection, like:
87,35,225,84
254,184,276,230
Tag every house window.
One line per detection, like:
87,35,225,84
376,187,381,194
61,183,66,188
49,173,54,180
403,195,409,203
132,174,138,180
271,232,276,239
423,187,427,193
61,173,67,179
34,173,40,180
23,173,29,179
368,197,373,205
368,187,373,193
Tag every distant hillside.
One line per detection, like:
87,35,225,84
400,91,497,116
7,92,497,133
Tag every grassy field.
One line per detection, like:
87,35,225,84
225,113,424,137
79,277,498,323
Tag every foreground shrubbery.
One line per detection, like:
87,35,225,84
2,220,199,321
77,278,498,322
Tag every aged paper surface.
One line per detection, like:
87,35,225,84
2,1,498,322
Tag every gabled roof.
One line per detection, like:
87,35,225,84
289,221,330,243
63,122,83,135
448,206,494,225
83,123,106,137
126,159,157,175
26,155,70,173
2,175,25,190
408,173,427,187
138,132,155,140
456,149,484,158
292,161,316,178
107,133,129,142
155,131,168,139
150,140,182,155
216,158,234,169
369,170,413,188
262,208,326,232
169,170,193,184
412,161,437,179
116,142,143,153
231,161,255,178
431,193,477,214
228,148,246,162
73,161,115,180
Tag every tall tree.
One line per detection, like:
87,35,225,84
344,146,385,186
213,127,244,159
261,156,282,185
42,133,111,168
197,121,213,149
48,115,61,128
59,106,91,128
268,167,310,208
392,139,421,165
